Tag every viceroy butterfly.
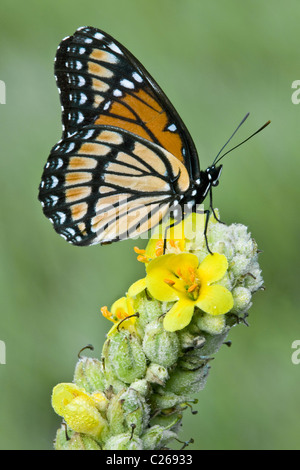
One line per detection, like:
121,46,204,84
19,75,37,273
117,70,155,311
38,26,270,250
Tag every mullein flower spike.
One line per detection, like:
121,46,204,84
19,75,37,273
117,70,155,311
52,211,264,450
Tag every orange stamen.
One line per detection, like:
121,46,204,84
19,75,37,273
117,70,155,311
155,239,164,257
134,246,146,255
164,278,176,287
188,267,196,283
116,308,127,320
101,306,111,319
169,239,176,248
137,255,148,263
188,283,198,293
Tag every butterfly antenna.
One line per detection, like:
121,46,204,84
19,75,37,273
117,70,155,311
214,119,271,165
212,112,250,165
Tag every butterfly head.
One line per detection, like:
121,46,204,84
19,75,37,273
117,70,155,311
206,164,223,187
188,164,223,207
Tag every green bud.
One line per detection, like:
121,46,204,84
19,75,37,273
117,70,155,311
146,363,169,385
150,411,182,433
243,262,264,292
73,357,105,393
231,225,257,257
231,286,252,314
103,433,143,450
142,319,180,368
134,291,163,332
55,427,101,450
163,364,210,395
54,426,71,450
120,388,149,436
104,329,147,384
230,253,251,277
107,388,149,437
197,330,230,357
195,312,226,335
130,379,151,397
106,391,127,436
142,425,177,450
150,391,186,410
178,349,209,371
177,330,206,351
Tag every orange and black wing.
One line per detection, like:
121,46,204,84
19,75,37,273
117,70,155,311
54,26,200,180
38,125,190,245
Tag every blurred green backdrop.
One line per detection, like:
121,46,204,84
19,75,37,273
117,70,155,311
0,0,299,450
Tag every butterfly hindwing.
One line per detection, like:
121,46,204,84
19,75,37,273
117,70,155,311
54,26,200,180
39,125,191,245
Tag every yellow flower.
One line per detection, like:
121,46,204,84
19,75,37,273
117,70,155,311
101,295,137,336
134,211,213,263
51,383,108,440
145,252,234,332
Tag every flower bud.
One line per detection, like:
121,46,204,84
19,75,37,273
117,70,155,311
150,391,185,410
107,388,149,437
74,357,105,393
146,363,169,385
231,286,252,313
130,379,151,397
51,383,108,441
195,312,226,335
106,387,149,438
230,254,251,277
163,364,210,395
142,425,177,450
177,330,206,351
104,329,147,384
142,319,180,368
106,391,127,436
103,433,143,450
55,427,101,450
121,388,149,435
133,292,163,332
243,262,264,292
150,411,182,433
196,329,230,357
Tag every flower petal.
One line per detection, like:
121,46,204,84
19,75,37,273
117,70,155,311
111,296,127,317
196,284,234,316
163,298,195,332
146,272,179,302
146,254,179,301
197,253,228,284
167,253,199,278
127,278,147,298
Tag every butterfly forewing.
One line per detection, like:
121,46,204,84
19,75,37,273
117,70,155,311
39,26,202,246
54,26,200,179
39,125,190,245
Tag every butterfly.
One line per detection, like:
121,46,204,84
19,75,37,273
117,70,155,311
38,26,270,250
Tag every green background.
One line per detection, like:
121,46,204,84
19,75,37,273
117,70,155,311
0,0,299,450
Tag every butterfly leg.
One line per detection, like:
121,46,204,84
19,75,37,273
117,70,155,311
163,217,184,254
209,187,225,224
203,209,213,255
